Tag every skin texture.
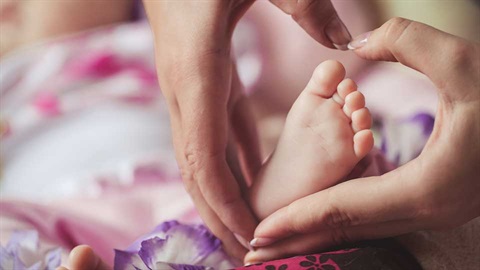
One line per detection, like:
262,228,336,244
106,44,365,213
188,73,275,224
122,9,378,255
249,60,374,220
56,245,109,270
59,13,478,270
142,0,352,259
245,18,480,263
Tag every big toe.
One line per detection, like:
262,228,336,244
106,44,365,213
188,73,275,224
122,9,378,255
305,60,346,98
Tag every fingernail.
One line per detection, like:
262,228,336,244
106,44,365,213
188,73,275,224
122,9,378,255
249,237,276,247
244,261,261,267
234,233,253,251
348,31,372,50
325,16,352,51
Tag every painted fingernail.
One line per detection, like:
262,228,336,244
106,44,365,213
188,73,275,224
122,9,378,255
325,16,352,51
244,261,261,267
249,237,276,247
348,31,372,50
234,233,253,251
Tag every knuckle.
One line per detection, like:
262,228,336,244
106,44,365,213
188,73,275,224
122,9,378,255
323,191,357,230
384,17,415,52
184,147,199,170
324,203,354,229
447,40,474,68
330,228,353,246
291,0,317,21
178,163,196,193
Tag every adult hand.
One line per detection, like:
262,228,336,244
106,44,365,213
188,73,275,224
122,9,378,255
143,0,352,258
245,18,480,263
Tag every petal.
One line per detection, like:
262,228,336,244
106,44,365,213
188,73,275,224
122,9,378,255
151,223,233,267
126,221,179,252
410,112,434,136
44,248,62,270
155,262,208,270
138,237,167,269
154,221,180,234
114,249,149,270
7,230,39,253
26,261,41,270
196,248,235,270
184,225,221,259
13,253,27,270
168,224,220,262
117,222,235,270
0,245,15,269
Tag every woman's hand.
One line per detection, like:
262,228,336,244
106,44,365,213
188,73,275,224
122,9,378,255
245,18,480,263
143,0,352,259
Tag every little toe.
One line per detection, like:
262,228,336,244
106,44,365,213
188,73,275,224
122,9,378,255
353,130,374,159
343,91,365,117
305,60,346,98
351,108,372,132
337,78,357,100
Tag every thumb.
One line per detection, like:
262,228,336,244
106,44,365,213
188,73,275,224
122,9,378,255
348,17,475,94
269,0,352,50
250,163,423,247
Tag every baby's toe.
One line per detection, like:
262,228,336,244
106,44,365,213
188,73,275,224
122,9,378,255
351,107,372,132
337,78,357,102
353,130,374,159
305,60,345,98
343,91,365,117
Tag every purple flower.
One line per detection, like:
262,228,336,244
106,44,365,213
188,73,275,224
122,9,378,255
0,230,62,270
114,221,236,270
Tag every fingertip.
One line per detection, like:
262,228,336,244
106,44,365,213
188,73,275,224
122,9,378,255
244,251,262,266
348,31,372,50
249,237,277,248
325,16,352,51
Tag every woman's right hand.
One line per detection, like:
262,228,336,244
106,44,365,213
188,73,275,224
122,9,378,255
245,18,480,263
142,0,352,258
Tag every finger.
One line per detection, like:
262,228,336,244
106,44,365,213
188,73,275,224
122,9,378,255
187,175,249,259
252,163,423,243
246,217,425,264
245,232,331,264
269,0,352,50
144,0,258,255
230,68,262,186
172,60,257,245
172,123,248,259
349,18,476,93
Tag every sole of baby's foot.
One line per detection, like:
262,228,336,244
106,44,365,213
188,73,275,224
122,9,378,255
56,245,110,270
250,60,374,219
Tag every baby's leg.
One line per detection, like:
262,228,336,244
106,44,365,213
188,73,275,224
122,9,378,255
249,60,373,219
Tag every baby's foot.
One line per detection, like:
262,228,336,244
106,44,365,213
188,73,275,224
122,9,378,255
56,245,110,270
250,60,374,219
